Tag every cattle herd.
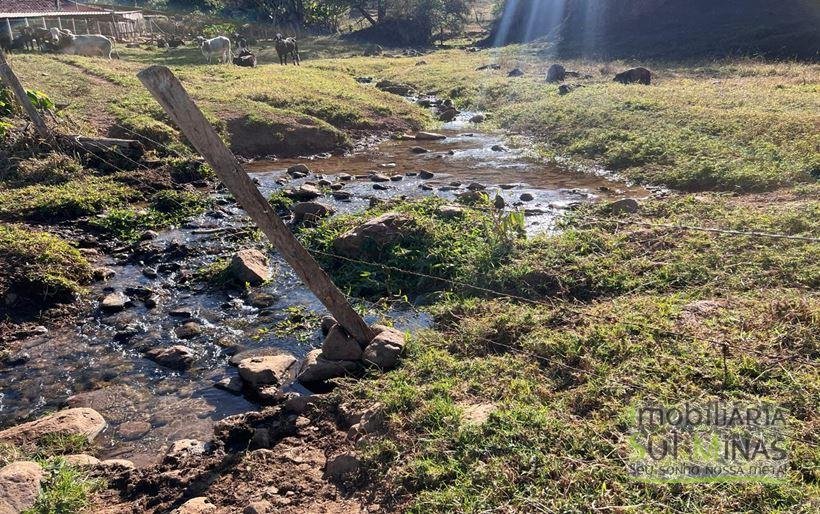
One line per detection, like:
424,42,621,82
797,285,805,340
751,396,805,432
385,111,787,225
1,27,300,68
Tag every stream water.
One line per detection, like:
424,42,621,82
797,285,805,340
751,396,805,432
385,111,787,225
0,126,646,467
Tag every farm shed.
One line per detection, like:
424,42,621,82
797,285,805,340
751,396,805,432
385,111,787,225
0,1,147,41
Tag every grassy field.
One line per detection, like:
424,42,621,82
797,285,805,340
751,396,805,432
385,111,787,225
1,39,819,512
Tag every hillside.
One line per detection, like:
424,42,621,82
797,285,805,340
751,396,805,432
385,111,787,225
489,0,820,60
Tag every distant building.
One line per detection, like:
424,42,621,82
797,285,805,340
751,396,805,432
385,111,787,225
1,1,147,41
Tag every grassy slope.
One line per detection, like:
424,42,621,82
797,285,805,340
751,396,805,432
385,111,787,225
7,45,427,157
319,47,820,192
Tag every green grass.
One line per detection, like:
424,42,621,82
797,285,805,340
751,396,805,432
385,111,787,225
3,153,85,186
90,190,211,242
24,459,104,514
8,46,429,158
302,197,521,298
0,176,136,221
320,192,819,512
0,224,92,307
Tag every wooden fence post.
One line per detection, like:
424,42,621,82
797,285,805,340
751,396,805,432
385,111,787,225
0,49,55,144
137,65,376,345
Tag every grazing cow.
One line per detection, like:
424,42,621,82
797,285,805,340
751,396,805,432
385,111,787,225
613,67,652,85
274,33,300,65
199,36,231,64
54,30,114,58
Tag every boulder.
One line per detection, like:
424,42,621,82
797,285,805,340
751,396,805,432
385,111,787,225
238,354,297,388
287,164,310,177
607,198,640,214
415,132,447,141
507,68,524,77
332,212,414,258
284,184,322,201
101,292,130,312
558,84,573,95
0,461,43,514
146,345,195,370
227,249,271,285
438,107,459,122
0,408,106,445
174,497,216,514
320,316,337,336
297,349,359,384
321,326,363,361
362,325,406,370
546,63,566,83
291,202,334,224
165,439,211,464
62,454,100,468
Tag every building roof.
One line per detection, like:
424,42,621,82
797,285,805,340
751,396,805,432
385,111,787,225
1,1,112,18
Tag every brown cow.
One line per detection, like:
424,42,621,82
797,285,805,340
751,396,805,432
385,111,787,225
614,67,652,85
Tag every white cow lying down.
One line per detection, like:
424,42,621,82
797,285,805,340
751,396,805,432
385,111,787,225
198,36,231,64
52,29,114,59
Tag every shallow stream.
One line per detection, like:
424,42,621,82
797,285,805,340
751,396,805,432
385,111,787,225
0,126,646,467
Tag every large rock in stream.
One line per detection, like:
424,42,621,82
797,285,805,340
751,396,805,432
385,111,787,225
363,325,407,370
0,461,44,514
238,354,298,389
332,213,414,258
0,408,106,446
297,349,359,384
228,249,271,285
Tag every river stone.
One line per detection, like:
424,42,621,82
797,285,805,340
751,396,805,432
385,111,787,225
215,376,243,395
546,63,566,82
173,497,216,514
165,439,211,464
287,164,310,177
297,349,359,384
508,68,524,77
146,345,195,370
320,316,337,336
415,131,446,141
418,170,435,179
410,146,429,154
174,321,202,340
491,144,508,152
436,205,465,218
370,173,390,182
101,292,130,312
325,452,362,480
362,325,406,370
238,354,297,388
607,198,640,214
321,326,363,361
228,249,271,285
117,420,151,440
97,459,135,472
292,202,334,223
520,193,534,201
467,182,486,191
285,184,321,201
0,408,106,445
338,173,352,181
470,114,486,123
332,213,413,258
0,461,43,514
331,191,351,201
62,454,100,468
373,183,390,191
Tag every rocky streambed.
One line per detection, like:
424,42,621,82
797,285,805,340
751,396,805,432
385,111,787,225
0,127,646,470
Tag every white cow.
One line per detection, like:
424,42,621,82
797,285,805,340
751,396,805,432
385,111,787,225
199,36,231,64
54,29,113,59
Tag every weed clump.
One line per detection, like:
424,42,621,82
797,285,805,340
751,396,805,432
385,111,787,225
91,190,210,242
6,153,85,186
0,177,136,221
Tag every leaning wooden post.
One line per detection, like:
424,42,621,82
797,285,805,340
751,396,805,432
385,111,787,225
137,65,376,345
0,49,55,144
